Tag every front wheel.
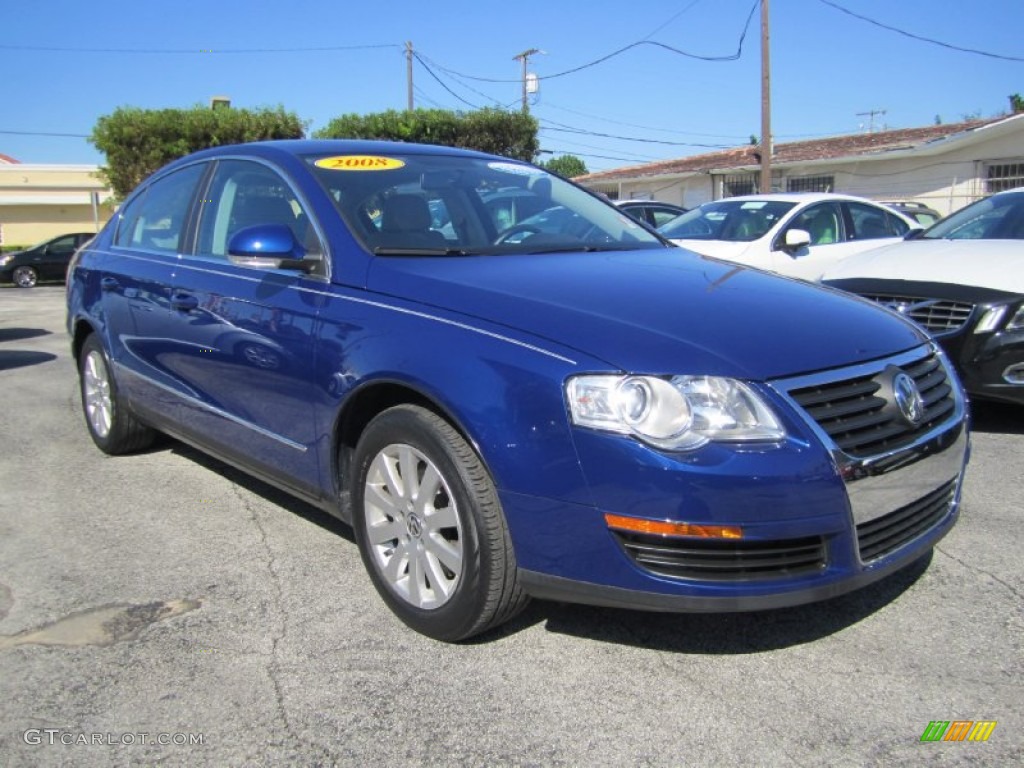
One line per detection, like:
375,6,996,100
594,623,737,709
12,266,37,288
79,334,156,454
352,405,527,641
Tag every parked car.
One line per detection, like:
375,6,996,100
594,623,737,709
67,140,969,641
658,193,918,281
0,232,93,287
615,200,688,228
881,201,943,227
823,187,1024,406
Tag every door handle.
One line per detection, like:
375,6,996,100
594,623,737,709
170,292,199,312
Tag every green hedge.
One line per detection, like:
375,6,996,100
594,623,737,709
90,105,306,199
315,108,539,162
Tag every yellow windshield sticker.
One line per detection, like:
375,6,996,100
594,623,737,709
315,155,406,171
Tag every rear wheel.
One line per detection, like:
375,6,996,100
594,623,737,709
79,334,156,454
352,405,527,641
12,266,37,288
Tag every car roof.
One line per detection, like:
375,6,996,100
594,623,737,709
708,192,887,205
169,139,505,166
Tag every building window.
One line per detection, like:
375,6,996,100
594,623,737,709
986,162,1024,193
787,175,834,193
722,173,758,197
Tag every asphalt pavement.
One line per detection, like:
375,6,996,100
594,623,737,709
0,286,1021,767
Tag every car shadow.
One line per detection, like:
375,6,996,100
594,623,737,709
168,440,355,543
969,400,1024,435
162,437,931,652
0,328,51,343
0,350,58,371
482,553,932,652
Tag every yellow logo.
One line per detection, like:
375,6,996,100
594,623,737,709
315,155,406,171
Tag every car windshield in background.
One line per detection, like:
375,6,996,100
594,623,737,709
657,200,796,242
922,189,1024,240
307,153,663,256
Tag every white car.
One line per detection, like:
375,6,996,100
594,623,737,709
822,187,1024,406
658,193,918,281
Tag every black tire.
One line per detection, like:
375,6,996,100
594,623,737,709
12,266,37,288
78,334,157,455
352,405,528,641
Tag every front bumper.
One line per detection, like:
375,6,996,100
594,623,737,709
506,343,969,611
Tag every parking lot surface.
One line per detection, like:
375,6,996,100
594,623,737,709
1,286,1021,767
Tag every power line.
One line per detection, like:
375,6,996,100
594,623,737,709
817,0,1024,62
540,119,732,148
0,129,89,138
412,53,484,110
0,42,401,55
421,0,760,84
539,103,750,141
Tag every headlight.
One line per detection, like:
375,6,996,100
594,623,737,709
0,254,11,267
566,374,785,451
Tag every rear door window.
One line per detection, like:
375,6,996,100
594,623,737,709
114,164,206,253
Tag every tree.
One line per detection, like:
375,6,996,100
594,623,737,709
1009,94,1024,114
90,105,305,199
314,108,539,162
540,154,588,178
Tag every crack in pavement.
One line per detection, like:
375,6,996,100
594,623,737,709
230,483,337,764
935,545,1024,605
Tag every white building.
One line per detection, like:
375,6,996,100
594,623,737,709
0,154,112,249
576,114,1024,216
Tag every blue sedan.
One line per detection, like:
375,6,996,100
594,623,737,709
67,140,970,640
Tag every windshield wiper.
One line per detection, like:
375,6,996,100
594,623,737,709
373,247,474,257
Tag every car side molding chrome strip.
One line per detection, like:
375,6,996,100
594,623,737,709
114,362,308,453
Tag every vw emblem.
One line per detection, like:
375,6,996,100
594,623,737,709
893,373,925,425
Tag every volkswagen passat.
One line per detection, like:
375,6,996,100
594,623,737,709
67,140,970,641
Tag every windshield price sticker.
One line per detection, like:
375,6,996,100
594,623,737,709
315,156,406,171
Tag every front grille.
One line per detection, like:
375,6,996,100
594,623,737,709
612,531,827,581
786,350,956,458
857,293,974,334
856,480,956,561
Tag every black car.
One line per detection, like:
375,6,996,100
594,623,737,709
824,188,1024,405
881,201,943,227
615,200,688,228
0,232,94,287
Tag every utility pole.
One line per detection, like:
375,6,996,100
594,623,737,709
406,41,414,111
759,0,772,194
513,48,541,113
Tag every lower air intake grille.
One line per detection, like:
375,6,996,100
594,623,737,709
612,532,827,581
856,480,956,562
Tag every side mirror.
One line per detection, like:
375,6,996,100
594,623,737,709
227,224,315,271
782,228,811,252
904,227,925,240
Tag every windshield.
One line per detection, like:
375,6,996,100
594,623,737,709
923,189,1024,240
306,152,663,255
658,200,795,242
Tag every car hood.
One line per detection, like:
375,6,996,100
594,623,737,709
822,239,1024,293
365,249,923,380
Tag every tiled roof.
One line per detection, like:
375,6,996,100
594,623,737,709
577,116,1010,182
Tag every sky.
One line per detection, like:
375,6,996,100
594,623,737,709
2,0,1022,174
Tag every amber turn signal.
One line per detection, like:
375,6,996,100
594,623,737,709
604,513,742,539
